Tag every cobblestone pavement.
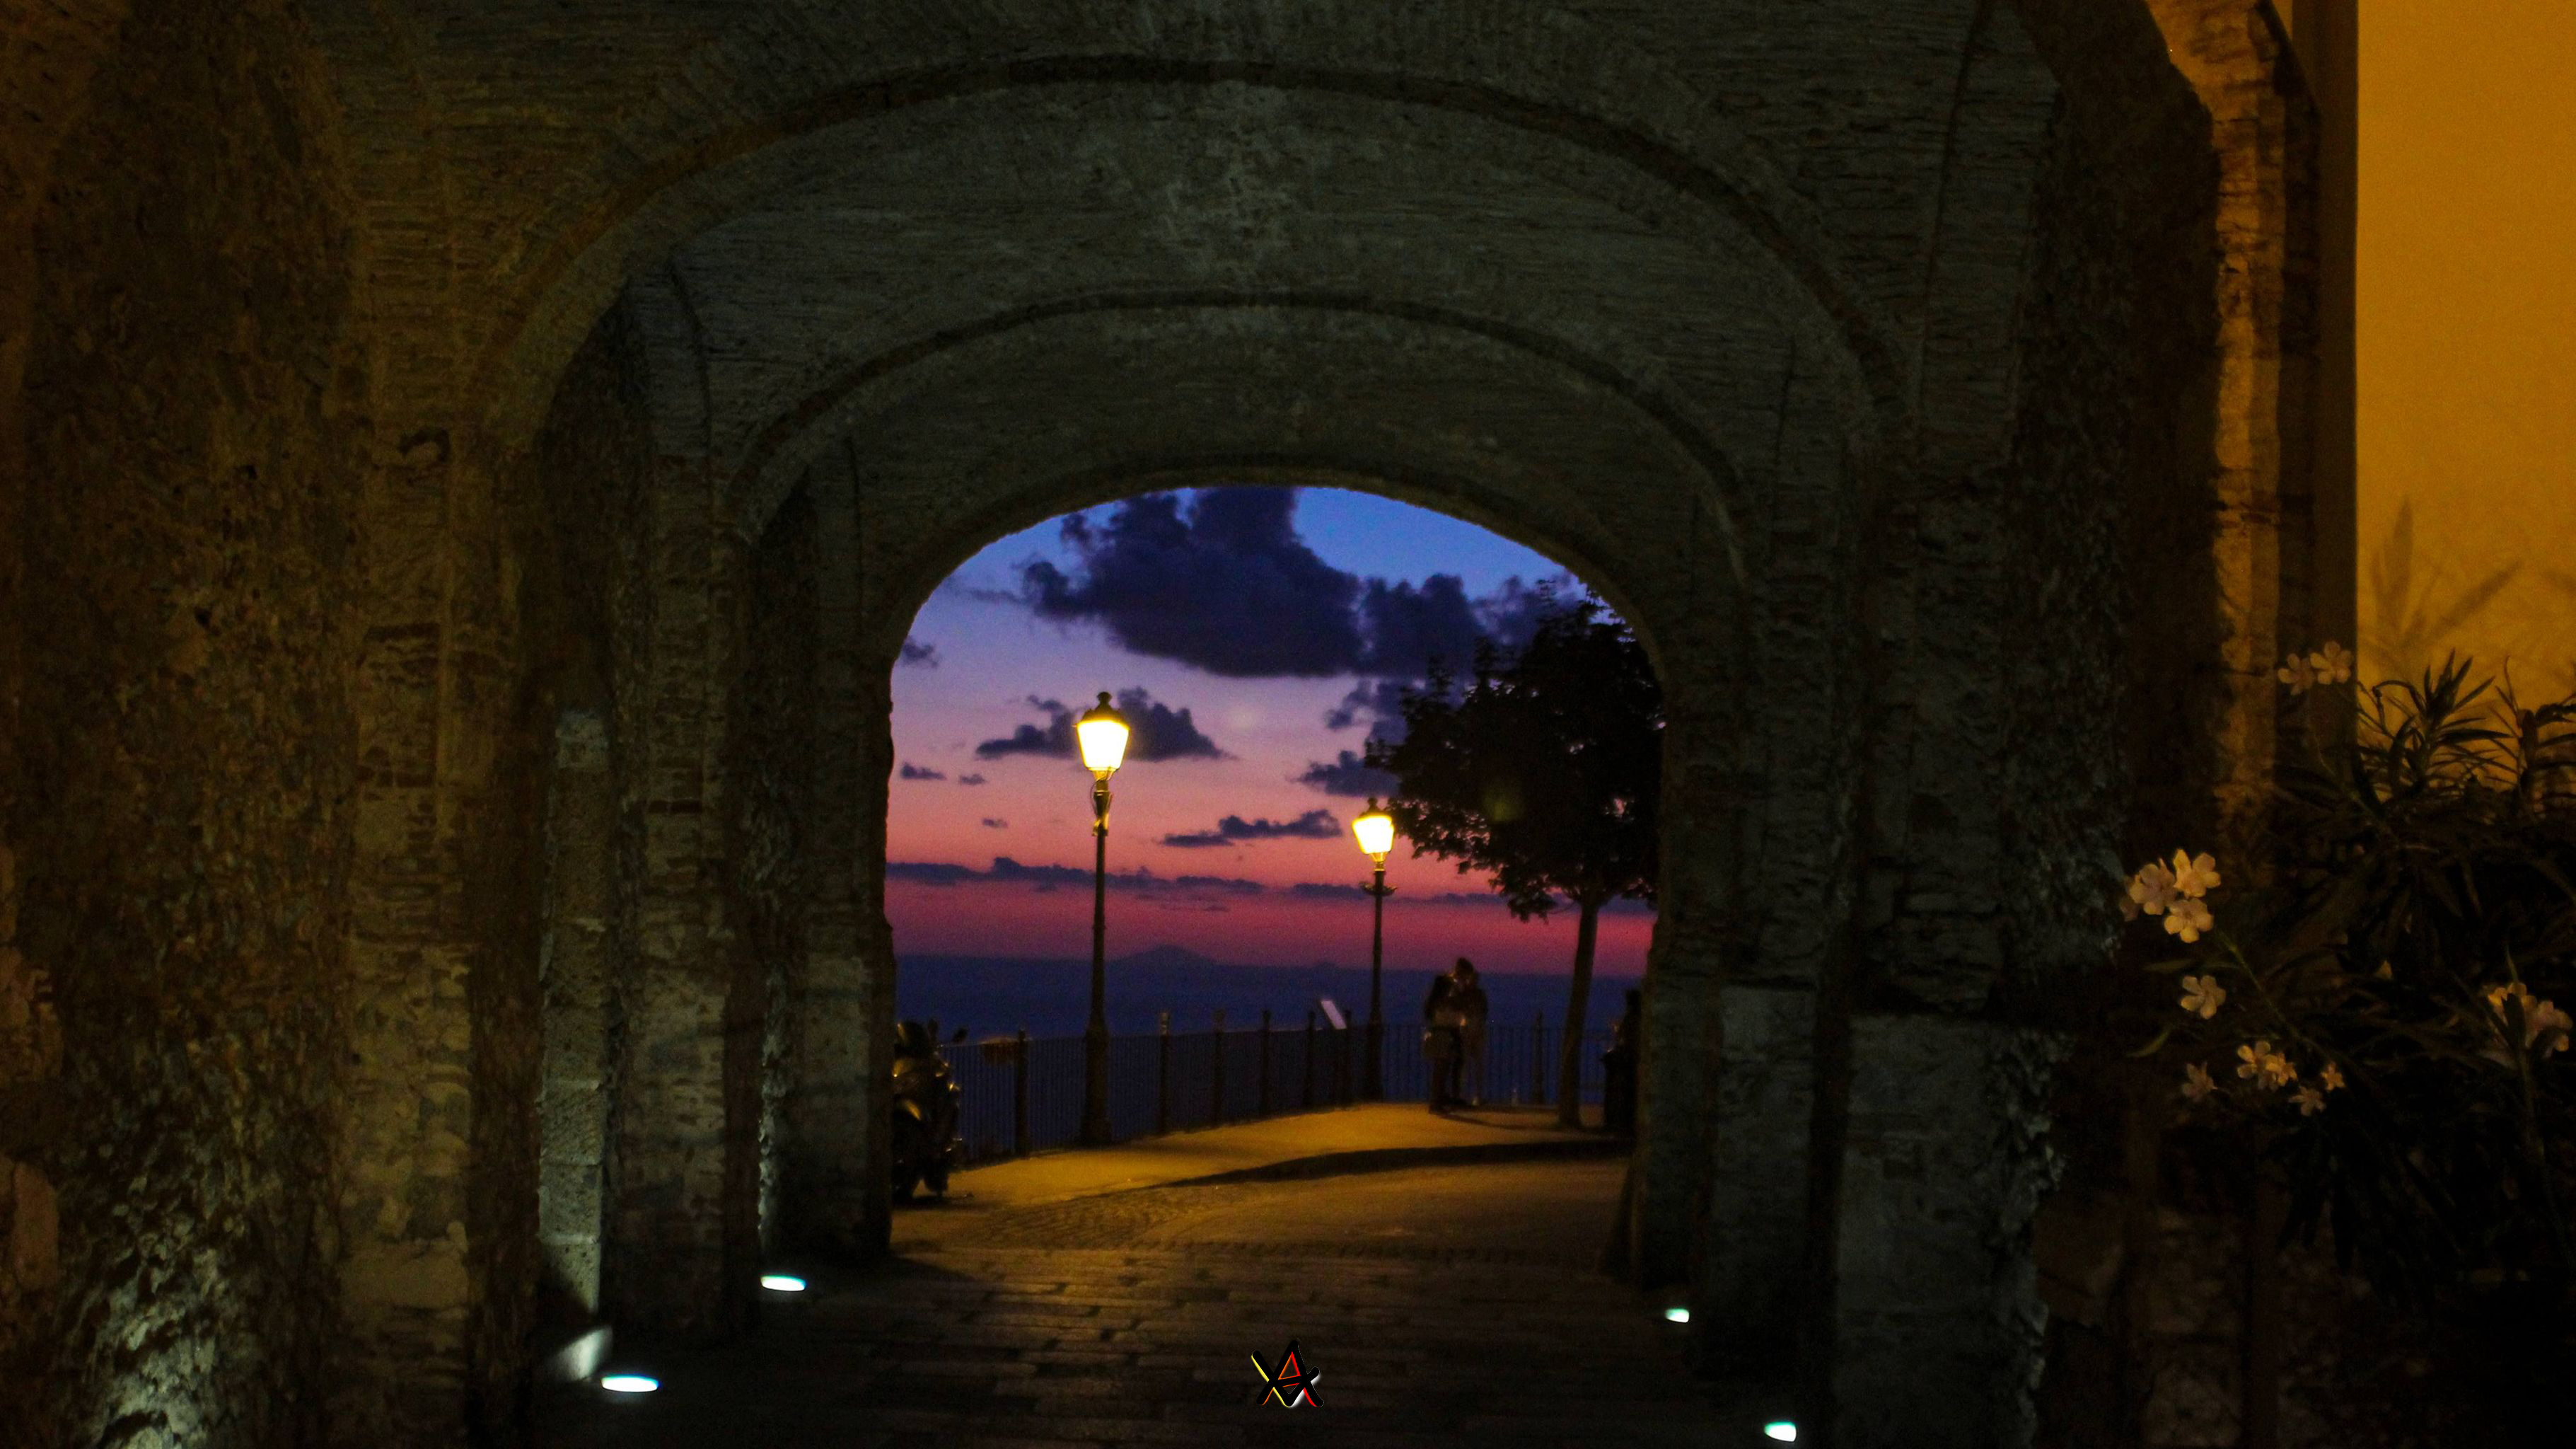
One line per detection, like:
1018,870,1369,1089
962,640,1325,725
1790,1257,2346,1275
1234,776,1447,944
538,1158,1769,1447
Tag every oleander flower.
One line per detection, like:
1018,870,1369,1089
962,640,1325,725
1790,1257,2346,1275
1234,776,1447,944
2169,850,2221,899
2531,998,2574,1057
2127,861,2177,918
2236,1040,2295,1089
2278,652,2317,693
2490,983,2575,1058
2164,896,2215,943
2182,1063,2218,1102
2307,642,2355,686
2504,974,2576,1057
2292,1085,2327,1116
2319,1062,2346,1092
2179,974,2227,1019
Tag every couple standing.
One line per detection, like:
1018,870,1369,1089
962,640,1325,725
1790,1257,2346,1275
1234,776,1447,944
1422,957,1489,1112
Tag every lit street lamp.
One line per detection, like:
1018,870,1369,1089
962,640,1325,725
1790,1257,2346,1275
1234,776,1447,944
1075,692,1130,1147
1352,799,1397,1100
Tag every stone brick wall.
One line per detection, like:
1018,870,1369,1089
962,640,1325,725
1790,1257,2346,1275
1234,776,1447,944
3,1,370,1442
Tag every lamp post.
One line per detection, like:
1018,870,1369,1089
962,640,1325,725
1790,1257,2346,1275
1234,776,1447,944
1075,692,1130,1147
1352,799,1397,1100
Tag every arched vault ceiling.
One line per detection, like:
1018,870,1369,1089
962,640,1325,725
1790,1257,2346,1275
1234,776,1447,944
781,304,1766,668
310,0,2059,444
662,84,1857,519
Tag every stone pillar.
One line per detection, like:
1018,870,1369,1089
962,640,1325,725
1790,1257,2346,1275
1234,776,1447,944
603,514,754,1338
2149,0,2318,853
1831,1016,2059,1448
600,275,758,1339
538,708,614,1313
335,432,496,1443
774,466,882,1257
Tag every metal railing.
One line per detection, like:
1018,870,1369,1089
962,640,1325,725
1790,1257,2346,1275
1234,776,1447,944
945,1012,1618,1166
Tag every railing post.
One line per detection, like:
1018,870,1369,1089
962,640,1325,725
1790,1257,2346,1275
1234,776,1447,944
1013,1027,1031,1158
1258,1010,1273,1117
1156,1010,1171,1137
1212,1009,1227,1125
1531,1011,1548,1107
1302,1010,1317,1109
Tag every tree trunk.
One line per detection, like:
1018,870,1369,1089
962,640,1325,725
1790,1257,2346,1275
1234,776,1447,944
1555,896,1601,1127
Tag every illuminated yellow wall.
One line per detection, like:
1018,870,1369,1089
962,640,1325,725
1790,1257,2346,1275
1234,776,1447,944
2357,2,2576,694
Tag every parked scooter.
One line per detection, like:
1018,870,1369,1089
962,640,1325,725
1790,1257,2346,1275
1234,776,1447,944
890,1020,965,1201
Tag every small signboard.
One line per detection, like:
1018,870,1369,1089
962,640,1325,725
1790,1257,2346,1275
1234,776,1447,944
1316,998,1347,1031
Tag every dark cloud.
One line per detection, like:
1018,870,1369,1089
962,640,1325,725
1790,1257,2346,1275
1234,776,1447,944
1019,490,1363,676
899,636,941,667
957,773,987,786
1289,882,1373,901
980,817,1008,829
1353,575,1485,676
1294,750,1400,799
1472,577,1569,657
898,761,947,781
1323,679,1414,736
886,862,979,887
1004,487,1605,741
1161,809,1341,849
887,857,1265,896
974,688,1226,763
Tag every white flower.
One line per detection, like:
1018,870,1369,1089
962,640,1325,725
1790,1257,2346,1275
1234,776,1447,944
2127,862,2178,918
2307,642,2355,686
2169,850,2222,899
2181,1063,2218,1102
2531,999,2573,1058
2292,1085,2327,1116
2164,896,2215,943
2235,1040,2297,1089
2179,974,2227,1019
2278,652,2317,693
2492,983,2573,1058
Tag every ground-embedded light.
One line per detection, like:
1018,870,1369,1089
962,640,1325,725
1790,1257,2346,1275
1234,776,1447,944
600,1374,659,1395
760,1274,807,1293
1662,1306,1691,1324
1764,1422,1799,1443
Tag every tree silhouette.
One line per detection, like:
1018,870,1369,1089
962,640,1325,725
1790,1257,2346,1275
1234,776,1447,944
1366,601,1660,1124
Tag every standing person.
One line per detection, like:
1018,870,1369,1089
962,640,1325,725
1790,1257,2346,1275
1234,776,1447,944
1602,988,1644,1136
1449,958,1490,1108
1421,974,1461,1112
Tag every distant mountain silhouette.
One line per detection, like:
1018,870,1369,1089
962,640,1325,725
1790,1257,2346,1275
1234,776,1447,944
1110,943,1233,973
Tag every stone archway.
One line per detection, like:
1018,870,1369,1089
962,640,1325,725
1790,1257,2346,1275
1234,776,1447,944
0,1,2338,1445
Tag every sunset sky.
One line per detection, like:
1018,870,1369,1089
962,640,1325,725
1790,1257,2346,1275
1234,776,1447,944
884,486,1657,978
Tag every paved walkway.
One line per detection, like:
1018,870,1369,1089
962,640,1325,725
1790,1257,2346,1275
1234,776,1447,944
538,1107,1767,1447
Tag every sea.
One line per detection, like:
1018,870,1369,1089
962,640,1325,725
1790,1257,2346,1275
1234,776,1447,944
895,945,1641,1044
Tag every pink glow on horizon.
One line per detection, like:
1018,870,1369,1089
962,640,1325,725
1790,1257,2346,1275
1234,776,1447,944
886,876,1654,976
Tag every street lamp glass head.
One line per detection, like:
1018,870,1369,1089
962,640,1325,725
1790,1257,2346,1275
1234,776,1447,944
1074,691,1130,775
1352,801,1396,860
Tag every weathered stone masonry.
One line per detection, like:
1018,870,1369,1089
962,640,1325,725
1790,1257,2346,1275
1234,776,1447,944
0,2,2359,1446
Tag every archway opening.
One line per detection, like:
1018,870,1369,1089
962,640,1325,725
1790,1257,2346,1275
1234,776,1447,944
876,477,1659,1242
